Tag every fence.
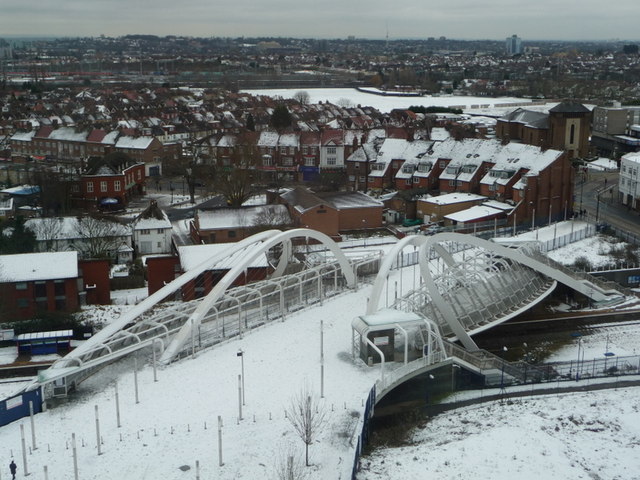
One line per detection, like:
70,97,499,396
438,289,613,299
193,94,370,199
351,386,376,480
176,255,382,360
349,351,640,479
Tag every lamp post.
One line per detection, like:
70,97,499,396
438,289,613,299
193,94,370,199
237,349,245,406
571,332,582,380
362,219,367,247
451,364,460,404
530,202,535,232
425,373,435,408
500,346,508,392
596,191,601,223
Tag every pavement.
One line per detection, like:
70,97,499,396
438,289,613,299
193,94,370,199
578,170,640,236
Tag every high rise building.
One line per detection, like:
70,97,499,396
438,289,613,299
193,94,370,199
505,35,523,56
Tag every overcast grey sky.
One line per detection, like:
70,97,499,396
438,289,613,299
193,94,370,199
1,0,639,41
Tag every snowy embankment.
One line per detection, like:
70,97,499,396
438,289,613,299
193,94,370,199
0,285,380,480
357,387,640,480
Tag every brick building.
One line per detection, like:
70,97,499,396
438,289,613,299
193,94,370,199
79,155,146,210
495,100,591,159
0,251,81,321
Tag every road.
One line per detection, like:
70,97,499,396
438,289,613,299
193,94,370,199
576,169,640,236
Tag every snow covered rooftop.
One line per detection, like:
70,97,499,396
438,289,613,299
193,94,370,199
197,205,290,230
178,243,269,271
0,251,78,282
445,205,504,223
422,192,486,206
115,136,154,149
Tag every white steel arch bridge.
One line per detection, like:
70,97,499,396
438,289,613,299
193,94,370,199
31,228,365,395
30,230,630,399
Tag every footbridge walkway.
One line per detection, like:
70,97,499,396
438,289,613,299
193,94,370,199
28,231,634,400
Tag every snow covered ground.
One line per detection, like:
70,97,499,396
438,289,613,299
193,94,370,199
357,386,640,480
241,88,531,114
0,284,380,480
1,223,639,479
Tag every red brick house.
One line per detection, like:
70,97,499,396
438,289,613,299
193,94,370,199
78,154,146,210
0,251,81,321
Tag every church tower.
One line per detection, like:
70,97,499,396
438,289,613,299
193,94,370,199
548,101,591,159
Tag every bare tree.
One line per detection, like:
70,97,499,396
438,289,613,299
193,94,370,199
31,217,63,251
286,386,326,467
336,98,354,108
273,443,308,480
252,205,292,229
75,215,129,259
214,145,262,208
293,90,310,105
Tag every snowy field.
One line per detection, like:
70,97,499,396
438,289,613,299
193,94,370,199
0,285,380,480
2,224,640,479
241,88,531,114
357,386,640,480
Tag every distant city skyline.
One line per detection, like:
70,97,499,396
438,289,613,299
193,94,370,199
1,0,639,42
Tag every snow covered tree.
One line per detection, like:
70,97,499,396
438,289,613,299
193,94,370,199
286,386,326,467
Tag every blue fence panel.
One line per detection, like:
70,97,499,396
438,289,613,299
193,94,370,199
0,389,42,427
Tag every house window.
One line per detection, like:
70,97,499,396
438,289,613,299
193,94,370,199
282,157,293,167
157,229,164,234
359,176,365,183
439,161,446,168
17,298,29,308
137,170,142,179
327,146,337,155
100,181,108,192
87,182,94,193
71,184,80,193
35,281,47,298
54,280,65,296
157,242,162,248
228,231,237,238
262,155,273,166
114,181,121,192
449,180,456,186
140,229,150,235
55,297,66,310
348,175,355,181
15,282,27,291
405,179,412,186
327,157,337,165
304,157,315,166
413,177,420,183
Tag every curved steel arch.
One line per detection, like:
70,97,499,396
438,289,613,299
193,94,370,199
42,229,284,377
368,232,623,351
160,228,355,363
366,235,429,315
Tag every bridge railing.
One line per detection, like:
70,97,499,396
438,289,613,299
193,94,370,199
527,250,636,297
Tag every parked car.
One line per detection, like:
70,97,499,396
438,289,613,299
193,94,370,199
424,225,444,235
402,218,423,227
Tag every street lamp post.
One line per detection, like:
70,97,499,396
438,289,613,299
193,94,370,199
500,346,508,395
237,349,245,406
571,332,582,380
451,364,460,404
362,219,367,247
